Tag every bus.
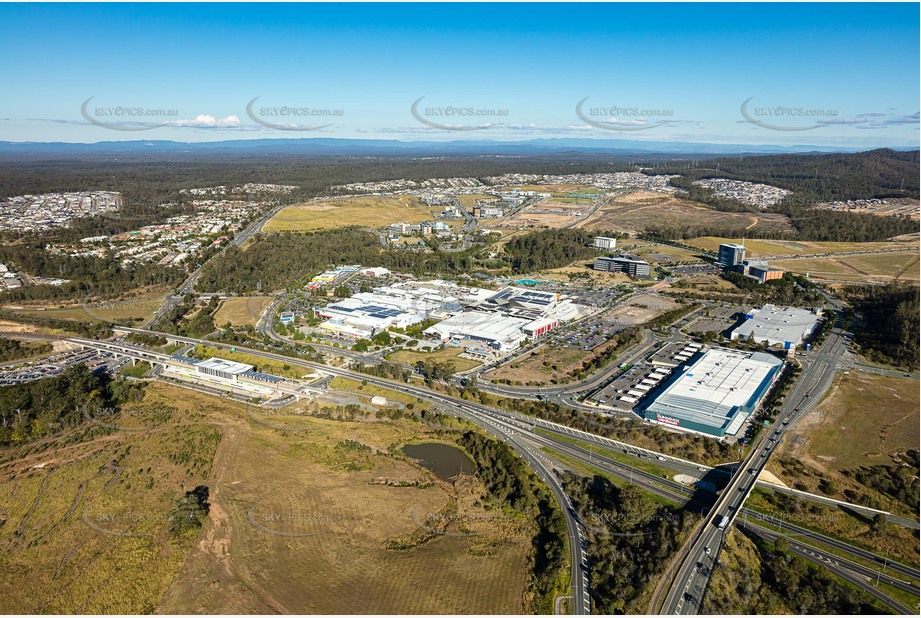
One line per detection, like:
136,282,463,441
717,515,730,530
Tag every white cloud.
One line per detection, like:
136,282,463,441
165,114,240,128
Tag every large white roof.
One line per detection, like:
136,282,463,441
196,357,253,374
645,348,782,434
732,304,820,346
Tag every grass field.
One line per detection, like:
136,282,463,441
152,386,532,614
623,241,706,263
387,346,482,372
455,194,493,207
213,297,273,327
264,195,436,232
772,252,920,283
1,380,536,613
10,299,164,324
686,236,919,258
329,376,421,406
0,384,222,614
768,372,920,521
775,373,919,472
485,344,590,385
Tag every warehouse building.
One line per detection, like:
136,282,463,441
730,304,821,347
640,347,784,437
424,311,530,352
594,255,651,278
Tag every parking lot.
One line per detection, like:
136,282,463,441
589,340,700,411
0,348,128,386
686,303,747,337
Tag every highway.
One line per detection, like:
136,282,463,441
657,325,855,615
51,310,916,614
75,325,919,612
93,327,595,614
144,202,288,328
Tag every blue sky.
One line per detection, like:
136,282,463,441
0,2,918,147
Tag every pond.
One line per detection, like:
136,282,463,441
402,442,476,481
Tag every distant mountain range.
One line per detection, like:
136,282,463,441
0,137,914,157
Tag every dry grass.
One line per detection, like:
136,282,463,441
155,388,532,614
772,252,920,283
686,236,918,258
578,191,795,236
0,380,535,614
388,346,482,372
0,384,222,614
485,344,591,385
775,373,919,472
213,296,273,328
264,195,435,232
9,299,164,324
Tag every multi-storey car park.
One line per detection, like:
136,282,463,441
639,347,784,438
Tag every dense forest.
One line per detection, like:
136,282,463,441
457,431,568,613
845,283,920,368
703,532,884,614
0,364,144,447
503,228,602,272
560,472,693,614
643,149,919,242
196,228,482,293
0,336,52,362
648,149,919,202
644,206,917,243
0,244,184,303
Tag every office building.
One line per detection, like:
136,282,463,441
718,243,746,268
594,255,651,278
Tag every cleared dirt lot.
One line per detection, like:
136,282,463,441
496,200,589,229
607,293,680,326
577,191,795,236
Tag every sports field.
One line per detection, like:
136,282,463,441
264,195,435,232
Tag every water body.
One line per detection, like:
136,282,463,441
402,442,476,481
